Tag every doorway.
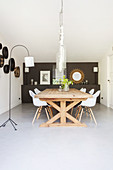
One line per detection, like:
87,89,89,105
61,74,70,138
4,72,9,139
108,56,113,109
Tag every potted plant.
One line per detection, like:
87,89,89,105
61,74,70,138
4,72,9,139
60,75,73,91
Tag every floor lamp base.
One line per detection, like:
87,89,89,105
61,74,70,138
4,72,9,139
0,118,17,130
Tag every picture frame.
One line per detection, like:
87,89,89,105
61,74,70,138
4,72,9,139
40,71,50,85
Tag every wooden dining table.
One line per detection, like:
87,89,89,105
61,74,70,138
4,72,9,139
35,88,92,127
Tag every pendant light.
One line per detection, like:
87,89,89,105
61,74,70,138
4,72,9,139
56,0,66,79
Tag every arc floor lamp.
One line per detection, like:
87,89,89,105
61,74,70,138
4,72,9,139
0,45,34,130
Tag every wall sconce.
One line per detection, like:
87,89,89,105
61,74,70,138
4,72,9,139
93,67,98,73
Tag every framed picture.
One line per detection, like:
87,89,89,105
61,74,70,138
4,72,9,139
40,71,50,85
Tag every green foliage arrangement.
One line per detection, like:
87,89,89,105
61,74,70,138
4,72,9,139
60,75,73,89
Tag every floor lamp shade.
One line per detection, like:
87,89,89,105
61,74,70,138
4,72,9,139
24,56,34,67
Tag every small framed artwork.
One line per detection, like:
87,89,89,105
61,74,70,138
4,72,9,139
40,71,50,85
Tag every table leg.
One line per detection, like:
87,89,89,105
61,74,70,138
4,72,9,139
40,100,87,127
60,101,66,123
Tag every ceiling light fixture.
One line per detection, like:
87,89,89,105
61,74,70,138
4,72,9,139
56,0,66,79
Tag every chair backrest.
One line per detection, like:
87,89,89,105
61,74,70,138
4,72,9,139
29,90,35,98
81,90,100,107
93,90,101,98
29,90,47,107
89,89,95,95
34,88,41,94
80,88,86,93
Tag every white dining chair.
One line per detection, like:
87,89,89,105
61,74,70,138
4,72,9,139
78,90,101,125
80,88,86,93
71,88,87,115
34,88,53,119
89,89,95,95
34,88,41,94
29,90,52,124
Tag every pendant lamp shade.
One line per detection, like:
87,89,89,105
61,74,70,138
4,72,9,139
24,56,34,67
56,0,66,76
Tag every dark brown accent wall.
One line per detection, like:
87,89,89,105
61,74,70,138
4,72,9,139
23,62,98,85
22,62,100,103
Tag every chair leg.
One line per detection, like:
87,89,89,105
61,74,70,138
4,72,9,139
75,106,81,117
37,106,42,120
71,107,73,115
79,108,83,122
45,108,50,120
48,106,53,118
90,108,97,125
88,108,92,120
32,108,39,125
85,107,88,117
76,106,82,119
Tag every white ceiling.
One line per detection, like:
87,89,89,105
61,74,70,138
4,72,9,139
0,0,113,62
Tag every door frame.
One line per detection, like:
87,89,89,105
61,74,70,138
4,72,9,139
107,55,113,108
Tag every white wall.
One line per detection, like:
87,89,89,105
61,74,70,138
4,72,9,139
99,56,109,106
0,35,23,115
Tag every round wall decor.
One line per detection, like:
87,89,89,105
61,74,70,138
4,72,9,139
3,65,9,74
0,43,2,50
0,55,4,68
14,66,20,78
9,58,15,71
2,46,9,59
70,69,84,84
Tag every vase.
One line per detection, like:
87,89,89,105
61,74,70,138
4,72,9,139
64,84,69,91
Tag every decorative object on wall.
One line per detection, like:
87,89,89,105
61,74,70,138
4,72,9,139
93,67,98,72
40,71,50,85
56,0,66,79
0,44,34,131
34,81,37,85
0,55,4,68
2,46,9,59
25,67,29,73
0,44,9,72
70,69,84,84
3,64,9,74
14,66,20,77
31,79,34,85
9,58,15,71
0,43,2,50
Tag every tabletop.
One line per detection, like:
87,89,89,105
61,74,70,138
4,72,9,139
35,88,92,99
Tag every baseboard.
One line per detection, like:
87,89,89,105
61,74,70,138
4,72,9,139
0,101,21,115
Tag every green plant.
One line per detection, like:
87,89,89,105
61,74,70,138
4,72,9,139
59,75,73,89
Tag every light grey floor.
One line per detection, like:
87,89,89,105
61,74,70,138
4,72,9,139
0,104,113,170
